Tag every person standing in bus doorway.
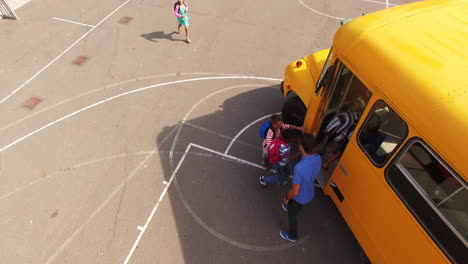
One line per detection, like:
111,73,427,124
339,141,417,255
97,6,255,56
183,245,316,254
280,134,321,242
174,0,190,43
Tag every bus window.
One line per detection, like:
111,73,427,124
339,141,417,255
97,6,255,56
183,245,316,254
387,140,468,262
358,100,408,167
327,66,354,110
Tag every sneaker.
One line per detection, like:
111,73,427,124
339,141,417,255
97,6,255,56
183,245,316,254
259,176,267,188
279,230,296,243
281,203,288,213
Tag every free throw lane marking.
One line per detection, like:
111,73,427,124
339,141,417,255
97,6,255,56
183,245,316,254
124,143,304,263
52,17,96,28
123,144,192,264
168,82,279,166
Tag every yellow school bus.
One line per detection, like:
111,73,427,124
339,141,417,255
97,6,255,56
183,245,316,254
280,0,468,263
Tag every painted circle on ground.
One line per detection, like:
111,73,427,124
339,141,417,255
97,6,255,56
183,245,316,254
168,82,315,251
297,0,393,20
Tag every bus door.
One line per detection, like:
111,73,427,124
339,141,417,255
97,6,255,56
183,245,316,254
314,62,372,186
326,99,409,262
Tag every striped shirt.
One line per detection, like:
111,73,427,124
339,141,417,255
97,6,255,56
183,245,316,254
262,124,291,155
278,143,290,166
325,112,359,142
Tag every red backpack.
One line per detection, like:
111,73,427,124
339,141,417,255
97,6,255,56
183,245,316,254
268,138,288,164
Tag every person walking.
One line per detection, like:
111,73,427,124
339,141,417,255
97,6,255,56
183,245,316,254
174,0,190,43
280,134,321,242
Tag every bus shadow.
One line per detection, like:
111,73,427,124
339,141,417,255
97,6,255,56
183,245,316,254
151,85,368,263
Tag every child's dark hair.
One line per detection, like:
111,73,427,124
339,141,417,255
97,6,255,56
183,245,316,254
300,134,317,154
270,114,282,123
173,1,186,11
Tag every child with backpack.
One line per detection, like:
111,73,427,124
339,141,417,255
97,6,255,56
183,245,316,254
259,133,300,187
260,114,302,170
173,0,190,43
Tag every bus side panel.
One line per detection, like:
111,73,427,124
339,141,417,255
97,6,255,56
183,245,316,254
282,60,316,106
328,135,450,263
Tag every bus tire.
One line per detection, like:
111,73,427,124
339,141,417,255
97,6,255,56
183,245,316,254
282,96,306,127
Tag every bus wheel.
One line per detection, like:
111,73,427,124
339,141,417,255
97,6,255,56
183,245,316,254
282,96,306,127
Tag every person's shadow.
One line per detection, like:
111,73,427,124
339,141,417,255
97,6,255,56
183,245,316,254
141,31,185,42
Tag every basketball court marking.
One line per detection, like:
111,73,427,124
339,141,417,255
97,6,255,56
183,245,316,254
0,72,239,134
168,81,280,166
45,147,157,264
297,0,395,20
297,0,345,20
224,112,280,155
52,17,96,28
124,143,310,264
0,0,135,106
0,76,281,153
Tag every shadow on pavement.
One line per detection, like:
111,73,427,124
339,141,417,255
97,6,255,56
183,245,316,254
141,31,185,42
155,84,369,263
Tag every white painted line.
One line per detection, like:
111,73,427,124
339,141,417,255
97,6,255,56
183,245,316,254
0,76,280,153
361,0,397,6
72,151,152,169
0,177,44,200
124,143,277,263
0,149,214,201
45,147,157,264
170,143,309,252
168,82,278,165
191,143,264,169
123,143,192,264
297,0,344,20
137,226,144,231
52,17,96,28
184,122,258,151
0,72,238,134
162,181,169,185
0,0,134,106
0,123,179,201
224,112,279,155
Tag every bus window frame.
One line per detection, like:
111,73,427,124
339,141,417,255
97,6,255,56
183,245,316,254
315,47,334,94
357,100,409,168
385,137,468,263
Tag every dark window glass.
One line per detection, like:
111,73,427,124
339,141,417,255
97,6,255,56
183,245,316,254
398,142,468,241
387,140,468,262
358,101,408,167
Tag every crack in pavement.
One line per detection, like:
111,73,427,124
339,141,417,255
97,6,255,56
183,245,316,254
99,134,129,263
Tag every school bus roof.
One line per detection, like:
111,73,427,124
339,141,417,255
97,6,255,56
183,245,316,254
334,0,468,178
